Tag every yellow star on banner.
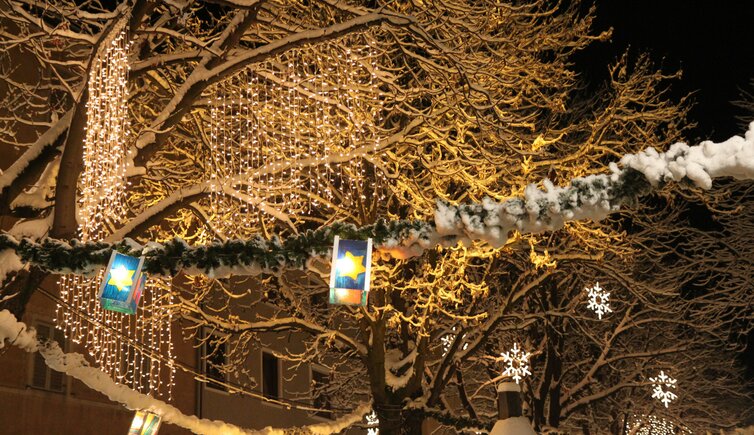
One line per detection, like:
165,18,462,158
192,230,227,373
108,265,135,291
337,251,366,281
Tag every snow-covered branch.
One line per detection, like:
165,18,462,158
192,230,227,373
0,123,752,278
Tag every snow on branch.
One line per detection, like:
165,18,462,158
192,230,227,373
1,309,369,435
0,309,38,352
0,109,73,191
1,123,752,278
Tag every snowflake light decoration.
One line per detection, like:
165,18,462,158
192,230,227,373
366,410,379,435
585,282,612,319
440,327,469,357
501,342,531,384
649,370,678,408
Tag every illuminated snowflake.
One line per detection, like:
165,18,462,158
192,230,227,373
440,327,469,357
501,342,531,384
585,282,612,319
366,410,379,435
649,370,678,408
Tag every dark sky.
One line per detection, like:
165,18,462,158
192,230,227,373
575,0,754,142
574,1,754,381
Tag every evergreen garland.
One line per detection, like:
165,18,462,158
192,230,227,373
0,167,658,278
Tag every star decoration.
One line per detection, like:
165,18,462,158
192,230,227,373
501,342,531,384
337,251,366,281
649,370,678,408
585,282,612,319
108,265,135,291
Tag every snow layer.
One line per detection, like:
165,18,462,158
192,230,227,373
40,340,369,435
8,215,52,239
384,347,417,391
622,121,754,189
0,309,38,351
0,110,73,191
489,416,536,435
305,403,371,435
497,382,521,393
0,250,24,285
1,309,369,435
10,160,58,210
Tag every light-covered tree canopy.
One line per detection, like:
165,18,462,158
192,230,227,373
1,0,753,433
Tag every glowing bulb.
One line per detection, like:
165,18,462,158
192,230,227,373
337,256,356,276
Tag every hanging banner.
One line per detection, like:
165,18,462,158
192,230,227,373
329,236,372,306
98,251,146,314
128,410,161,435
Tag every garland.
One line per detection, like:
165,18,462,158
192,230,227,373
402,406,495,432
1,122,753,279
0,168,647,278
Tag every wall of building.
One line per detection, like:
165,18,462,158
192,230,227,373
0,277,195,435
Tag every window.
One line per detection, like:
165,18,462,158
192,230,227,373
262,351,280,399
311,368,332,419
202,334,228,391
31,322,65,392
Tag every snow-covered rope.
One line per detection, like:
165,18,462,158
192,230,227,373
0,309,369,435
1,122,752,280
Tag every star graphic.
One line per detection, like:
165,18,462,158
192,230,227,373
337,251,367,281
108,265,135,291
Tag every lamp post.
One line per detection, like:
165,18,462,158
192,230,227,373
489,382,536,435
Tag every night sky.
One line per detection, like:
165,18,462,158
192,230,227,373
574,1,754,381
575,0,754,141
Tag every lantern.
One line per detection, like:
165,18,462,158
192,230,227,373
98,251,146,314
329,236,372,306
128,410,161,435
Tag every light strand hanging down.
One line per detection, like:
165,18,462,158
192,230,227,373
54,27,175,399
206,34,384,239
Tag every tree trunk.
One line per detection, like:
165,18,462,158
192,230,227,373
374,402,424,435
0,267,48,318
50,90,88,240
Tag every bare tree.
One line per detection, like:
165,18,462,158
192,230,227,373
0,0,752,433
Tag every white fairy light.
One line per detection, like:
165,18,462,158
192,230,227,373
501,342,531,384
585,282,612,319
626,414,690,435
649,370,678,408
205,35,383,237
55,28,174,399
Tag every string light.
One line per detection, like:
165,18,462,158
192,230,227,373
206,34,384,237
55,28,174,399
626,414,691,435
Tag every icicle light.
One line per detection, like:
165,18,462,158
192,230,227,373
55,28,174,399
206,34,385,237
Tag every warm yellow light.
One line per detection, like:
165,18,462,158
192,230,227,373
129,413,144,431
337,251,366,280
56,28,175,400
108,265,135,291
335,288,352,300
